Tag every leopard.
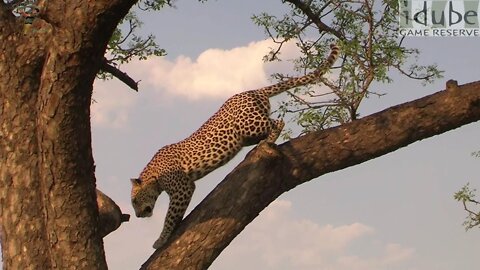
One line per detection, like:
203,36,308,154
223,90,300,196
131,44,340,249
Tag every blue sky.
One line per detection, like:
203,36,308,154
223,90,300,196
2,0,480,270
89,1,480,269
92,0,480,270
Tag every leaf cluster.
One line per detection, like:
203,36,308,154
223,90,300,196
454,183,480,230
98,1,171,80
254,0,443,138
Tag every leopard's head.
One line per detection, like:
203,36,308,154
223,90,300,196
130,178,161,218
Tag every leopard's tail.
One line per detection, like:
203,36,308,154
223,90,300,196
258,43,340,98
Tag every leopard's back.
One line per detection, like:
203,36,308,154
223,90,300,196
176,90,271,180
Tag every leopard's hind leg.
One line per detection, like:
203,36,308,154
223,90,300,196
264,119,285,143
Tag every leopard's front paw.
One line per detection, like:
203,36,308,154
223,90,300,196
153,236,167,249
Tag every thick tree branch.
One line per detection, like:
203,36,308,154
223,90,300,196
100,58,139,91
42,0,138,25
142,80,480,269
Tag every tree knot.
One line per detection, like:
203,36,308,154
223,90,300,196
446,79,459,91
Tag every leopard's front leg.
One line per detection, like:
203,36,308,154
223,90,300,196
153,180,195,249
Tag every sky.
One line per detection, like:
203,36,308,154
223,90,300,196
80,0,480,269
92,0,480,270
0,1,478,270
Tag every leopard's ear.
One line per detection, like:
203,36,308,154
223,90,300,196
130,178,141,186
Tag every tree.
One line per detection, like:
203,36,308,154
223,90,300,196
254,0,441,135
0,1,479,270
0,0,140,268
454,151,480,230
455,183,480,230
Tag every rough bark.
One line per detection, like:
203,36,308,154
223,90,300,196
142,80,480,269
0,0,136,269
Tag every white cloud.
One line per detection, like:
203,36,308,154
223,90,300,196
212,200,415,270
336,243,416,270
122,39,302,100
91,39,300,128
91,39,336,128
91,79,138,129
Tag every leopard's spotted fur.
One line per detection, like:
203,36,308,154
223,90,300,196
131,44,340,249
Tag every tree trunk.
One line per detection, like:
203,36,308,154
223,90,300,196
142,80,480,269
0,1,135,269
2,1,479,269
